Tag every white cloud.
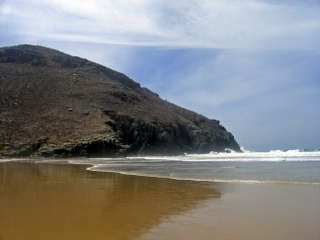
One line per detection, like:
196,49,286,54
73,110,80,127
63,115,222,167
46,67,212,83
1,0,319,50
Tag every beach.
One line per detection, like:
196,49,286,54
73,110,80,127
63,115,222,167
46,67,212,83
0,160,319,240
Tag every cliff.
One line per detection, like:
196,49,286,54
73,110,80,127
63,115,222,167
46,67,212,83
0,44,241,157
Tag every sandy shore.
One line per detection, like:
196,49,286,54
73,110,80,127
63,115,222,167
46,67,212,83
0,161,319,240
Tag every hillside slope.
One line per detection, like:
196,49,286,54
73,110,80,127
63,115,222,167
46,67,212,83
0,44,241,157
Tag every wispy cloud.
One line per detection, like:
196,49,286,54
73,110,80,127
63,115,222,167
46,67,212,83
1,0,319,50
152,50,318,107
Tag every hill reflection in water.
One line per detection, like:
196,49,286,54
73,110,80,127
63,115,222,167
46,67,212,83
0,161,222,240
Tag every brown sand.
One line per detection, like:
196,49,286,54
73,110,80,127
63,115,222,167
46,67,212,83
140,184,320,240
0,161,319,240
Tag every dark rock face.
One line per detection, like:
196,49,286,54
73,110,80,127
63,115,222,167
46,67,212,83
0,44,241,158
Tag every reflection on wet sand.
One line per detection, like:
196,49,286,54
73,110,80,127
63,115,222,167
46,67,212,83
0,161,221,240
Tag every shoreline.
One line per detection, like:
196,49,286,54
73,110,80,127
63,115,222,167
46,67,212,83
1,158,319,188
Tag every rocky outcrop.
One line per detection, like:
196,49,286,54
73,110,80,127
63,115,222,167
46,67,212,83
0,44,241,158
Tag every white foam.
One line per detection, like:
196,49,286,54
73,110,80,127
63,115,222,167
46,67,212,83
135,149,320,162
85,166,320,188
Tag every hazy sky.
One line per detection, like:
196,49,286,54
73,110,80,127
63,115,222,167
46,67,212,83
1,0,319,151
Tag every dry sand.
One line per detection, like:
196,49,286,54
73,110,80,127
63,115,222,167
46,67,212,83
0,161,319,240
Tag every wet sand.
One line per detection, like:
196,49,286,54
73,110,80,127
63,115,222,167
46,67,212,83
0,161,319,240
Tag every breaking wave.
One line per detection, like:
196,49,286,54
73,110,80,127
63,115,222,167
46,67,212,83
126,148,320,162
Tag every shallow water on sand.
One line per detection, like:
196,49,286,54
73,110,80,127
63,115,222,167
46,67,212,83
1,160,320,240
0,161,219,240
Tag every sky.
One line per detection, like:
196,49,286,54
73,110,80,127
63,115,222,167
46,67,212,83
1,0,320,151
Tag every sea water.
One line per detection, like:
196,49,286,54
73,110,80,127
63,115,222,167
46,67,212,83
68,149,320,187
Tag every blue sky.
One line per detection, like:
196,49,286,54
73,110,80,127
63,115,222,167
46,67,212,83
1,0,319,151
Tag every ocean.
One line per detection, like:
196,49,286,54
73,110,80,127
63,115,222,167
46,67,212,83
66,149,320,187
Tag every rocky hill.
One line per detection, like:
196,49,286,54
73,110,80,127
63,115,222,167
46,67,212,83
0,44,241,157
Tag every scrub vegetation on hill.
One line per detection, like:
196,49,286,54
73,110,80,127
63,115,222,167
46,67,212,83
0,44,241,157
